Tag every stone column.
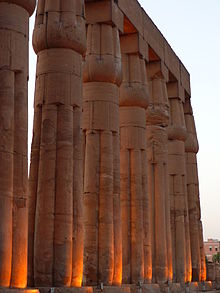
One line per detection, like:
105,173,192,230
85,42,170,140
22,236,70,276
0,0,35,289
167,81,191,284
184,97,201,281
184,97,206,282
28,0,86,287
119,33,150,284
83,0,123,286
199,222,207,281
146,61,172,284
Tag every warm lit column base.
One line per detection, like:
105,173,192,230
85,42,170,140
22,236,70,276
133,284,160,293
93,286,130,293
198,281,213,291
17,283,213,293
0,289,39,293
34,287,130,293
28,287,93,293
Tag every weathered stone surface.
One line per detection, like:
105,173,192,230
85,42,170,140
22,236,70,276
0,288,40,293
37,287,93,293
198,281,213,291
93,286,131,293
167,81,191,284
146,61,172,284
119,41,150,284
28,0,86,288
0,0,207,291
184,97,204,282
83,1,122,285
0,0,35,289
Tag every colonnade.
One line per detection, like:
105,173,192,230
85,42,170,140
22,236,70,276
0,0,206,291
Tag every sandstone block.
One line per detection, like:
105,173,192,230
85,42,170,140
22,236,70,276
0,288,40,293
168,141,185,155
147,61,169,82
37,288,93,293
142,284,161,293
85,0,124,32
167,82,184,102
84,25,122,85
120,33,148,60
198,281,213,291
164,43,180,82
93,286,131,293
143,13,165,62
180,63,191,96
33,1,86,54
0,3,29,35
118,0,143,35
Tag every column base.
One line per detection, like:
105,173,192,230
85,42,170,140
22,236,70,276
0,289,39,293
93,286,130,293
36,287,93,293
168,283,185,293
183,282,199,293
198,282,213,291
159,283,184,293
128,284,161,293
142,284,161,293
215,281,220,290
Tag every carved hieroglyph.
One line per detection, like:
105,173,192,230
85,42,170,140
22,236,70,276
119,51,151,284
0,0,35,288
28,0,86,287
146,61,172,284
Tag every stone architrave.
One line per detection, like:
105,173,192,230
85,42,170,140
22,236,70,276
0,0,35,289
184,97,202,281
146,61,172,284
119,37,151,284
167,81,192,284
28,0,86,287
83,0,123,286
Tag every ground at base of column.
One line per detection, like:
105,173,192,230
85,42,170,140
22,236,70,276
0,289,39,293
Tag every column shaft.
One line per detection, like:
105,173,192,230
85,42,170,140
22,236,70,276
83,130,100,285
83,21,122,285
131,149,144,282
0,0,35,288
99,131,114,284
0,70,14,287
142,149,152,283
184,97,205,281
29,0,86,286
120,149,131,283
146,66,171,284
119,53,149,284
113,133,122,285
11,73,28,288
167,83,191,284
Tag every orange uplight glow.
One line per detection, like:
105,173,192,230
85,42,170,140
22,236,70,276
72,273,83,287
201,268,207,282
188,269,192,283
145,266,152,282
193,282,198,288
113,270,122,286
71,257,84,287
113,256,122,286
168,267,173,281
201,257,207,281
